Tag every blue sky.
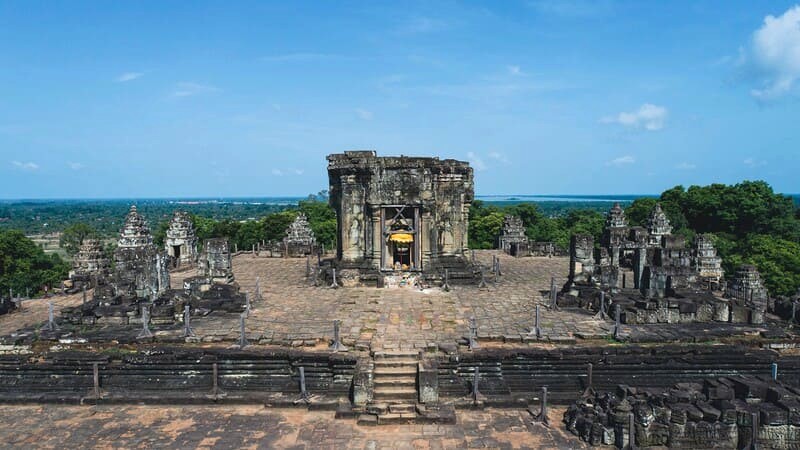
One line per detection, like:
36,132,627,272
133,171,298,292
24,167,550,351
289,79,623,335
1,1,799,198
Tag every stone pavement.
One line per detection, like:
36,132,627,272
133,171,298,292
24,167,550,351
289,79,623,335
204,251,612,351
0,291,86,337
0,404,590,449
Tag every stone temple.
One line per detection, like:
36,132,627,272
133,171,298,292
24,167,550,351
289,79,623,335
563,202,765,324
327,151,474,284
282,213,317,257
497,215,530,257
109,206,170,299
67,238,110,292
164,211,197,267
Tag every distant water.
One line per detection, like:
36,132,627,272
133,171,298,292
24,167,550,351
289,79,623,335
477,194,654,203
2,193,796,205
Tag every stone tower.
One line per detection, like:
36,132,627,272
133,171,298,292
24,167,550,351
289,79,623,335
726,264,768,305
327,151,473,273
165,211,198,267
282,213,316,257
497,215,530,257
118,205,153,248
694,234,724,288
69,238,110,289
198,238,234,284
647,203,672,246
112,205,170,298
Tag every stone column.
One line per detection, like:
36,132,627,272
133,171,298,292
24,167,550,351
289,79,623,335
371,208,382,269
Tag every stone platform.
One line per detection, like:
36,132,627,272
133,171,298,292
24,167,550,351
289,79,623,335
0,404,584,449
0,251,793,349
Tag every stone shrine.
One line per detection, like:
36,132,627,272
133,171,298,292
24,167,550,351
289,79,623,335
726,264,769,305
327,151,475,284
282,213,317,257
497,215,530,257
197,238,234,284
110,206,170,299
164,211,198,267
67,238,110,292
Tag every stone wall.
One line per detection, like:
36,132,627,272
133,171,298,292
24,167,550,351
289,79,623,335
436,346,800,405
0,347,355,404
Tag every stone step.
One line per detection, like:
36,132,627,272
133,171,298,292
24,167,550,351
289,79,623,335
373,386,417,401
388,403,416,414
374,351,419,360
374,376,415,387
373,359,417,368
377,412,418,425
373,365,417,376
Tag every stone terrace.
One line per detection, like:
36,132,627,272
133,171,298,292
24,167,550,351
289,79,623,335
0,404,585,450
190,250,610,351
0,250,779,348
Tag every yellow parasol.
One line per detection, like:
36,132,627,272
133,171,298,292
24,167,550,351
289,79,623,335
389,233,414,244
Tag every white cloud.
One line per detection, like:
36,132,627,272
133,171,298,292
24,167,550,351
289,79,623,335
739,6,800,100
487,151,510,164
171,82,220,98
602,103,668,131
675,162,696,170
397,17,448,34
115,72,143,82
271,169,284,176
743,157,767,167
467,152,487,171
293,168,304,175
11,160,39,170
68,162,85,170
355,108,373,120
606,155,635,166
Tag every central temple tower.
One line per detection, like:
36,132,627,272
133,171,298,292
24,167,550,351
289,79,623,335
327,151,473,273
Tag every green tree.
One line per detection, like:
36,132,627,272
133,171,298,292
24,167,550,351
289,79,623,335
737,235,800,297
625,198,658,227
469,211,505,249
59,222,97,256
1,229,69,296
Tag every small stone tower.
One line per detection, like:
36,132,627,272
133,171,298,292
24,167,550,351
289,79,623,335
165,211,198,267
283,213,317,257
112,205,170,298
647,203,672,246
497,215,530,257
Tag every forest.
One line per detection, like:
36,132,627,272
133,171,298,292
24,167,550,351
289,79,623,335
469,181,800,296
1,181,798,298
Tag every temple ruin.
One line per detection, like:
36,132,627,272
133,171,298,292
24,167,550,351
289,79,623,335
110,205,170,299
497,215,530,257
563,202,765,324
63,208,244,327
164,211,197,267
67,238,110,292
327,151,475,285
197,238,234,284
282,213,317,257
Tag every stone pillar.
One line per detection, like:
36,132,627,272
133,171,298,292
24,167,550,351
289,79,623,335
370,208,382,270
338,175,366,263
633,247,646,290
418,359,438,404
353,358,373,406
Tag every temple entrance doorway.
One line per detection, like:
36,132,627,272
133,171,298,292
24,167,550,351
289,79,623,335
382,206,420,271
173,245,181,260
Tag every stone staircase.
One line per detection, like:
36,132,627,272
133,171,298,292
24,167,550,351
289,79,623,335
360,351,419,425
